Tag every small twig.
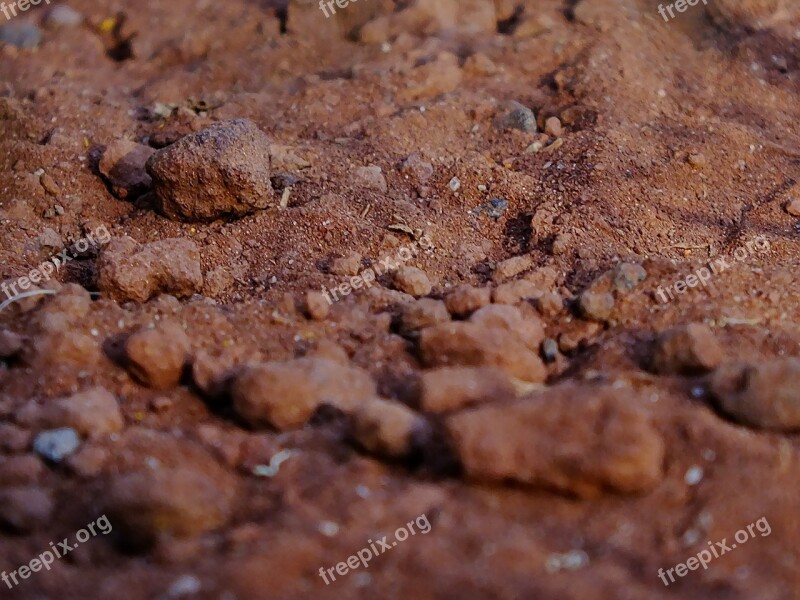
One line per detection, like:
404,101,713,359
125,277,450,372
0,289,57,313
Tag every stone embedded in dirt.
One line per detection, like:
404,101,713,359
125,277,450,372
97,236,203,303
400,153,434,184
469,304,545,352
231,358,376,430
492,280,542,305
542,338,559,363
352,398,432,459
44,5,85,28
419,322,547,383
353,165,388,192
444,285,491,317
99,140,156,200
39,172,60,196
493,254,534,282
544,116,563,137
494,101,537,134
0,22,42,48
558,320,602,353
124,322,191,389
146,119,273,221
17,387,123,437
578,290,615,322
419,366,516,413
785,198,800,217
107,466,235,545
398,51,463,103
33,428,81,462
611,263,647,292
536,292,564,317
330,251,362,276
446,383,665,497
397,298,450,335
709,358,800,431
0,487,53,532
192,345,261,399
651,323,724,375
393,266,432,297
0,328,24,359
305,290,330,320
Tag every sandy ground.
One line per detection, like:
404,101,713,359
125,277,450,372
1,0,800,598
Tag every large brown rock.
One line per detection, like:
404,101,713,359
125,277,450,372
447,383,665,497
146,119,273,221
231,358,376,430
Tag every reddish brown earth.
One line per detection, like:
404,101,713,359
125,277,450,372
1,0,800,598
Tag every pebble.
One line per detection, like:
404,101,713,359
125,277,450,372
231,358,376,430
494,101,537,133
146,119,273,221
469,304,545,352
492,280,542,305
448,176,461,192
352,398,432,459
785,198,800,217
578,291,615,322
611,263,647,292
39,173,60,196
400,153,434,184
124,322,191,389
542,338,559,363
44,5,84,28
709,358,800,431
493,254,534,282
397,298,450,335
305,290,330,320
17,387,123,437
444,285,491,317
33,428,81,462
392,267,432,297
446,383,664,497
651,323,724,374
330,251,362,276
99,140,156,200
0,22,42,49
354,165,388,192
544,117,563,137
97,236,203,303
685,466,704,486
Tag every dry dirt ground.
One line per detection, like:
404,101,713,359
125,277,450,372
1,0,800,598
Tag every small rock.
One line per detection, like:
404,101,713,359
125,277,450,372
688,153,707,168
231,358,376,430
551,233,572,255
397,298,450,335
611,263,647,292
492,280,542,305
33,428,81,462
124,322,191,389
0,328,24,359
544,117,563,137
785,198,800,217
97,236,203,303
398,51,463,103
419,322,546,383
352,398,432,459
494,101,537,133
305,290,330,320
651,323,724,374
0,487,53,532
444,285,491,317
448,177,461,192
493,254,534,282
709,358,800,431
558,321,601,353
330,252,362,276
99,140,156,200
17,387,123,437
146,119,273,221
400,153,434,184
447,383,664,497
541,338,559,363
44,5,85,28
39,173,60,196
469,304,545,352
0,22,42,49
536,292,564,317
393,267,432,297
354,165,388,192
578,291,615,322
419,366,516,413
